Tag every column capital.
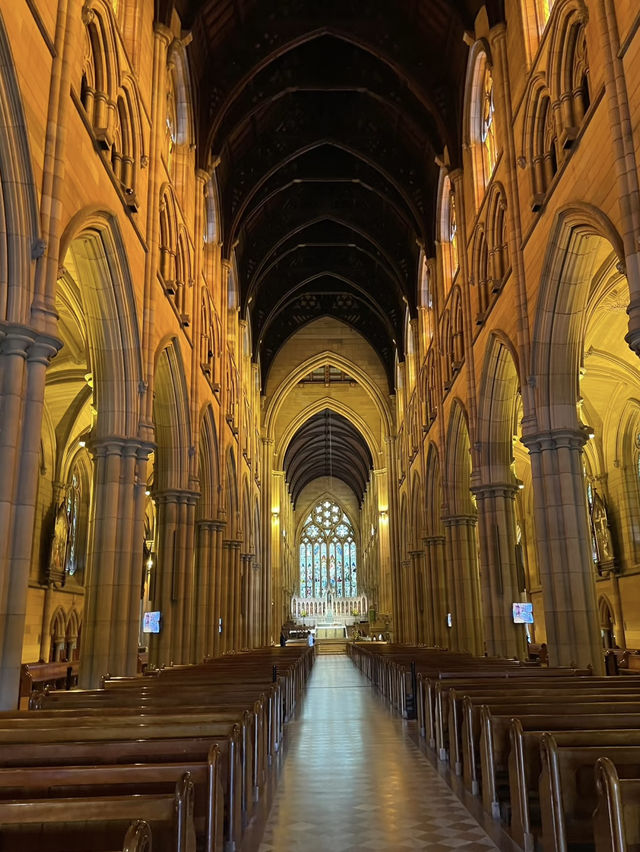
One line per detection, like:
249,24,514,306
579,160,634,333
471,481,519,500
520,426,588,454
0,321,61,363
423,535,446,545
153,22,173,46
88,436,155,461
442,513,478,528
153,488,200,506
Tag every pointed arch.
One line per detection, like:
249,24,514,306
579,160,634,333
225,446,239,534
463,40,498,207
59,209,144,438
0,9,41,325
530,204,625,431
153,338,192,491
476,332,522,482
198,403,220,520
425,442,444,537
445,399,475,516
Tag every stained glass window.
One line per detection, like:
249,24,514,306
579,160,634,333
299,501,358,597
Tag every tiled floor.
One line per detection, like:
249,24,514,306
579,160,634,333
257,656,504,851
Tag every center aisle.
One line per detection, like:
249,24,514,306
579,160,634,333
257,655,504,852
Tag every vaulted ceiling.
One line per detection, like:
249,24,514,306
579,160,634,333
283,409,373,506
157,0,505,391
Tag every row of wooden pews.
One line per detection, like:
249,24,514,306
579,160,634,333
349,642,640,852
0,645,314,852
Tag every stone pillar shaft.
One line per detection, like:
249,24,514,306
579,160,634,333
80,438,151,687
424,536,447,647
523,429,603,671
0,327,60,708
148,489,198,668
473,483,528,660
443,515,483,655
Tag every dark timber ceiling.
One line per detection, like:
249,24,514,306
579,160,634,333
157,0,505,391
283,409,373,506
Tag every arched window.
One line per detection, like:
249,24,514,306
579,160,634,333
525,84,558,210
451,290,464,369
80,3,118,149
473,227,490,322
299,501,358,599
439,174,459,296
165,71,177,179
467,47,498,205
522,0,556,61
550,11,590,149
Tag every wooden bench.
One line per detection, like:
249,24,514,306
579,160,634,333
0,745,222,852
0,727,242,851
508,724,640,852
538,734,640,851
19,661,79,705
476,708,640,821
0,771,194,852
445,681,640,775
26,695,267,809
593,757,640,852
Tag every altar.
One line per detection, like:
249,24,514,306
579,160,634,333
290,592,368,629
315,624,347,639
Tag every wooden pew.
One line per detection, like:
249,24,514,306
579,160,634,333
19,660,79,705
122,821,152,852
593,757,640,852
27,695,267,809
445,681,640,775
0,746,222,852
539,734,640,851
476,708,640,821
0,771,194,852
508,724,640,852
0,729,242,851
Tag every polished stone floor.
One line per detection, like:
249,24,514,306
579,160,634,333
257,656,505,852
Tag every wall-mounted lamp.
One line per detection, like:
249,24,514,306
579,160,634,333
515,478,525,490
379,509,388,521
78,440,86,448
145,489,151,496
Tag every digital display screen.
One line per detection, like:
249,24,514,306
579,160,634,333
143,611,161,633
512,602,534,624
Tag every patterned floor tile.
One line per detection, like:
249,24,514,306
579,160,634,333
252,657,508,851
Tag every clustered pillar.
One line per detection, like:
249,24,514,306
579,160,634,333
0,326,60,708
80,437,152,688
522,428,603,672
443,515,484,655
473,483,528,660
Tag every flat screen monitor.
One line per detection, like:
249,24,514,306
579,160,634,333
143,610,161,634
512,602,534,624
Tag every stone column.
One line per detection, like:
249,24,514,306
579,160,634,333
473,483,528,660
194,520,214,661
221,539,235,652
443,515,483,655
521,428,603,671
148,489,198,668
231,541,242,648
424,535,447,647
0,326,60,708
212,521,225,655
240,553,253,649
410,550,429,645
80,437,152,687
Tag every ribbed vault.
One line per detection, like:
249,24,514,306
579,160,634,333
283,409,373,506
156,0,506,388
